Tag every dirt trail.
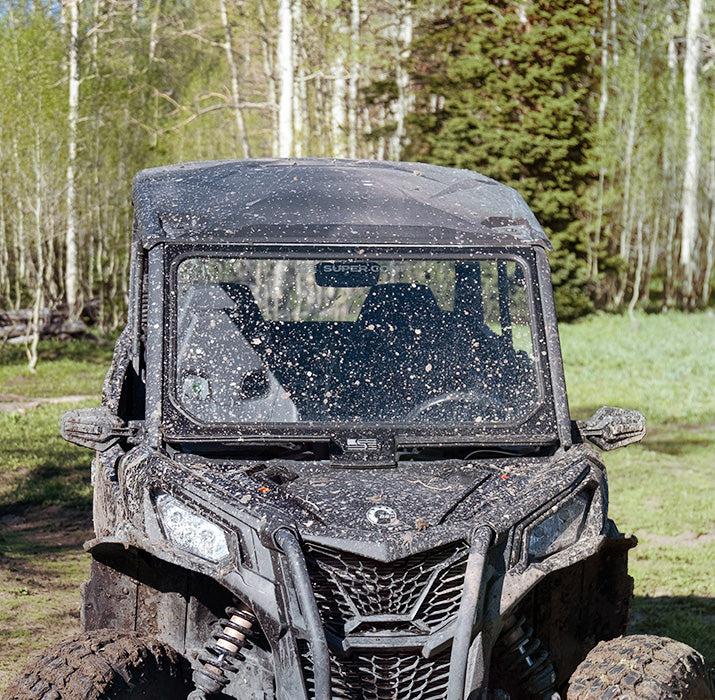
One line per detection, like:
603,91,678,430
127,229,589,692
0,506,93,692
0,393,97,413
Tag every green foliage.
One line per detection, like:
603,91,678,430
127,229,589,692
407,0,601,319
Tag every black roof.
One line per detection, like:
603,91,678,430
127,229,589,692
132,159,551,249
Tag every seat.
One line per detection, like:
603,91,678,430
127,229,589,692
357,283,442,329
338,284,446,419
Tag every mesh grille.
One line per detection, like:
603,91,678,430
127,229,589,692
299,642,452,700
304,541,468,636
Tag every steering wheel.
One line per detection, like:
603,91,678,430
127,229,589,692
405,390,506,422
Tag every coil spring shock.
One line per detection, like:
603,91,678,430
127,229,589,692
498,614,561,700
189,606,257,699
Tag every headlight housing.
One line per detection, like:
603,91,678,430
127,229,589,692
527,492,589,562
156,493,230,562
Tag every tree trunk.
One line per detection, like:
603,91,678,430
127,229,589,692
702,103,715,306
278,0,294,157
331,38,348,158
347,0,360,158
627,214,644,322
259,0,279,157
292,0,305,157
591,0,611,280
219,0,251,157
390,0,413,160
27,130,45,373
612,33,641,309
65,0,81,318
681,0,702,307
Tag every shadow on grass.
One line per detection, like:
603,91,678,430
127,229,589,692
0,404,93,511
631,595,715,669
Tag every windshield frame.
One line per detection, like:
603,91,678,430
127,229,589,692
159,243,561,456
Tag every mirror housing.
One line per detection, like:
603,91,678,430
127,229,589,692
578,407,646,451
61,406,133,452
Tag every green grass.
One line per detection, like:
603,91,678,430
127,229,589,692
561,311,714,664
0,403,94,509
560,310,715,425
0,337,110,508
0,336,114,399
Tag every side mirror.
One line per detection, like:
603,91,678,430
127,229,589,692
61,406,133,452
578,407,646,451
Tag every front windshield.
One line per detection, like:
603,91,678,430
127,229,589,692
174,256,540,424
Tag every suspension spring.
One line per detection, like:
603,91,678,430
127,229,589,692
190,606,257,699
498,614,561,700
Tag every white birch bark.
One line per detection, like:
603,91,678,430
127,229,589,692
292,0,304,157
390,0,413,160
331,44,348,158
220,0,251,157
65,0,80,318
662,9,679,310
149,0,162,64
27,130,45,373
259,0,279,156
277,0,294,158
681,0,703,303
702,104,715,306
613,33,641,308
591,0,611,279
347,0,360,158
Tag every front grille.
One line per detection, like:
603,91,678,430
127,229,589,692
299,642,452,700
304,541,468,636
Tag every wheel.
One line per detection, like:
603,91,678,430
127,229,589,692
4,629,191,700
406,389,505,421
568,634,713,699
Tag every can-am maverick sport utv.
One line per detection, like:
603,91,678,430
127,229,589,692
7,159,712,700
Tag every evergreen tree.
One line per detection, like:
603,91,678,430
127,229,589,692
407,0,602,319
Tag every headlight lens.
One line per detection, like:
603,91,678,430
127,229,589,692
527,492,589,562
156,493,230,562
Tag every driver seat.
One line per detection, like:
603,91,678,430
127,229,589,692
339,283,445,419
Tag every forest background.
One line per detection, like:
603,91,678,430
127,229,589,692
0,0,714,345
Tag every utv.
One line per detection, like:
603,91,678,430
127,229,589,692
6,160,711,700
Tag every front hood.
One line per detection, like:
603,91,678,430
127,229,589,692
128,447,601,561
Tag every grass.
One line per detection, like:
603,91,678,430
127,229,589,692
0,316,712,685
0,336,114,508
560,310,715,424
560,311,715,665
0,337,114,399
0,403,95,509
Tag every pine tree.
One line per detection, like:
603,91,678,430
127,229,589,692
407,0,603,319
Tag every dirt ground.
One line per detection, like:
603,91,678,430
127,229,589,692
0,394,95,414
0,505,93,692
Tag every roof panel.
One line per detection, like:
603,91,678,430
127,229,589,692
131,159,551,249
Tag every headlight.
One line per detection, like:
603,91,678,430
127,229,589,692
527,492,589,562
156,493,230,562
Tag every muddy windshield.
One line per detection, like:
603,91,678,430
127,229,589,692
173,256,540,425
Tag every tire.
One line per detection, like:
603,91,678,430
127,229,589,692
568,634,714,700
3,629,191,700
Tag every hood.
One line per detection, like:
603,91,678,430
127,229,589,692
159,450,595,561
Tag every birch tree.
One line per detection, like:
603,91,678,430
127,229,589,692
64,0,80,318
681,0,703,306
278,0,294,157
219,0,251,157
